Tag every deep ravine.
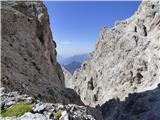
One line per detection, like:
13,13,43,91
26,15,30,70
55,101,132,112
1,0,160,120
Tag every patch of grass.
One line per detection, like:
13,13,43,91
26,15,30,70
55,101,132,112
75,107,80,112
1,102,33,117
54,110,62,120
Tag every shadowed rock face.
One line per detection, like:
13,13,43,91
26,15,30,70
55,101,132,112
70,1,160,107
101,86,160,120
1,1,82,105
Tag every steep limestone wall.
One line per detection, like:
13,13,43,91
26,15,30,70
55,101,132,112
70,1,160,107
1,1,81,105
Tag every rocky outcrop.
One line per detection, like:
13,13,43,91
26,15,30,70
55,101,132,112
61,66,73,88
2,1,160,119
70,1,160,107
101,85,160,120
1,1,82,105
0,88,103,120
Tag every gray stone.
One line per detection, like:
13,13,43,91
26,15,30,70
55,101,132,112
19,112,49,120
1,1,82,105
5,100,16,108
33,102,47,113
68,0,160,107
59,111,69,120
0,89,102,120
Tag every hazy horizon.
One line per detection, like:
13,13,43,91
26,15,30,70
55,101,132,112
44,1,141,57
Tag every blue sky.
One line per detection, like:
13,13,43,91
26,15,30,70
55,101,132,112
44,1,141,57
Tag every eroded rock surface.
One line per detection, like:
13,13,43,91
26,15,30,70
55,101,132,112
1,1,82,105
2,1,160,120
61,66,74,88
70,1,160,107
101,86,160,120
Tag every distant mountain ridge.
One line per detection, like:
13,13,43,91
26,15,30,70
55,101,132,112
63,61,81,74
58,53,90,65
58,53,90,74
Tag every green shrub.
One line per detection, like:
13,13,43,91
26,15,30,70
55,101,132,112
1,102,33,117
54,110,62,119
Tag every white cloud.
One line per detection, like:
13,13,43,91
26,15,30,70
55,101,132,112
60,41,72,45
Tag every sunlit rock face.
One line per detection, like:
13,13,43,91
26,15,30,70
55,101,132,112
1,1,82,105
70,1,160,107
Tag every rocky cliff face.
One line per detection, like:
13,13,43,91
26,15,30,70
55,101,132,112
70,1,160,107
61,66,72,88
101,85,160,120
2,1,160,119
1,1,82,105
